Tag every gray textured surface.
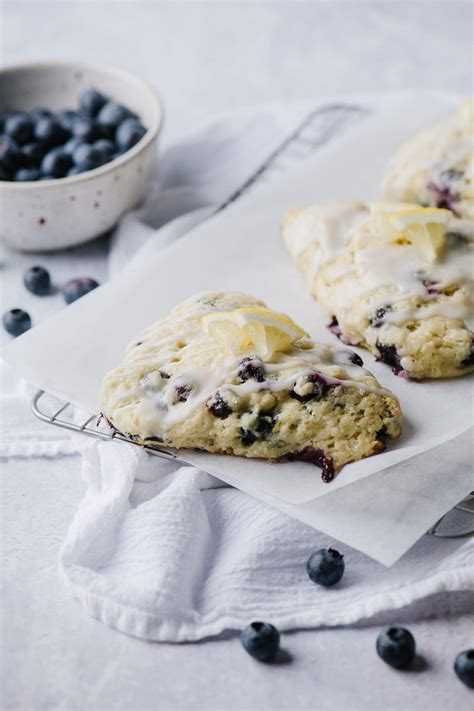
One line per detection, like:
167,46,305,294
1,1,473,709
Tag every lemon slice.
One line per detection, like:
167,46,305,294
459,99,474,127
202,307,308,357
388,207,450,262
368,200,416,214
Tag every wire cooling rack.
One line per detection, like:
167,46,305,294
31,390,474,539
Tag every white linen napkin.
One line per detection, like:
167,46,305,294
59,436,473,643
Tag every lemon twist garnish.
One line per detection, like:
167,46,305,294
371,205,450,262
202,307,308,357
368,201,416,215
388,207,450,262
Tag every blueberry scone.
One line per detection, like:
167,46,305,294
100,292,402,481
382,100,474,221
283,201,474,379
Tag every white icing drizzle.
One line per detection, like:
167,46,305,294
284,201,474,329
102,292,399,438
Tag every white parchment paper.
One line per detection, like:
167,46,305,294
2,92,473,563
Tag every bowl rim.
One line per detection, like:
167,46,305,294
0,59,164,189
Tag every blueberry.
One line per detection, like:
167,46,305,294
291,371,334,403
56,109,79,132
29,108,52,122
15,167,40,182
3,309,32,337
63,136,84,156
67,166,85,177
22,141,47,166
349,352,364,367
207,391,232,419
5,112,33,144
63,277,99,304
71,116,101,142
0,134,23,171
375,342,403,375
307,548,344,587
41,148,72,178
238,356,265,383
34,117,69,147
97,102,132,135
240,622,280,662
80,89,107,117
24,265,51,295
240,414,275,445
115,118,146,151
72,143,105,171
376,627,416,669
175,384,193,402
93,138,115,162
454,649,474,688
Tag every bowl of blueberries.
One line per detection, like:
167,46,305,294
0,61,163,251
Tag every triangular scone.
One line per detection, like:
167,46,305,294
101,292,402,482
283,202,474,379
382,100,474,222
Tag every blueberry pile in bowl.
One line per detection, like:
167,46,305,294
0,89,147,182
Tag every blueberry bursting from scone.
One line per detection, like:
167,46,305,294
100,291,403,482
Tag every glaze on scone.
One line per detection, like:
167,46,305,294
382,101,474,221
100,292,402,481
282,202,474,379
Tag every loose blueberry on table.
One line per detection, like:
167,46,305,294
454,649,474,688
0,89,147,181
306,547,345,586
2,308,32,337
240,622,280,662
376,627,416,669
24,265,51,296
62,277,99,304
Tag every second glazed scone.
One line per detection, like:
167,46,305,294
283,201,474,379
101,291,402,481
382,100,474,221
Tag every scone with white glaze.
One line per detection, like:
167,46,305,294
283,201,474,379
382,100,474,221
101,291,402,481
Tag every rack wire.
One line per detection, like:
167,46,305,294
31,390,473,539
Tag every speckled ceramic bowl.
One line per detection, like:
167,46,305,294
0,61,163,252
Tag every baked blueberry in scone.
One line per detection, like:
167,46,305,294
282,201,474,379
382,100,474,221
100,291,402,481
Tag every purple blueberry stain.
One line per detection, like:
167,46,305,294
238,356,265,383
175,384,193,403
422,279,440,295
327,316,343,339
427,170,462,215
286,447,335,483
